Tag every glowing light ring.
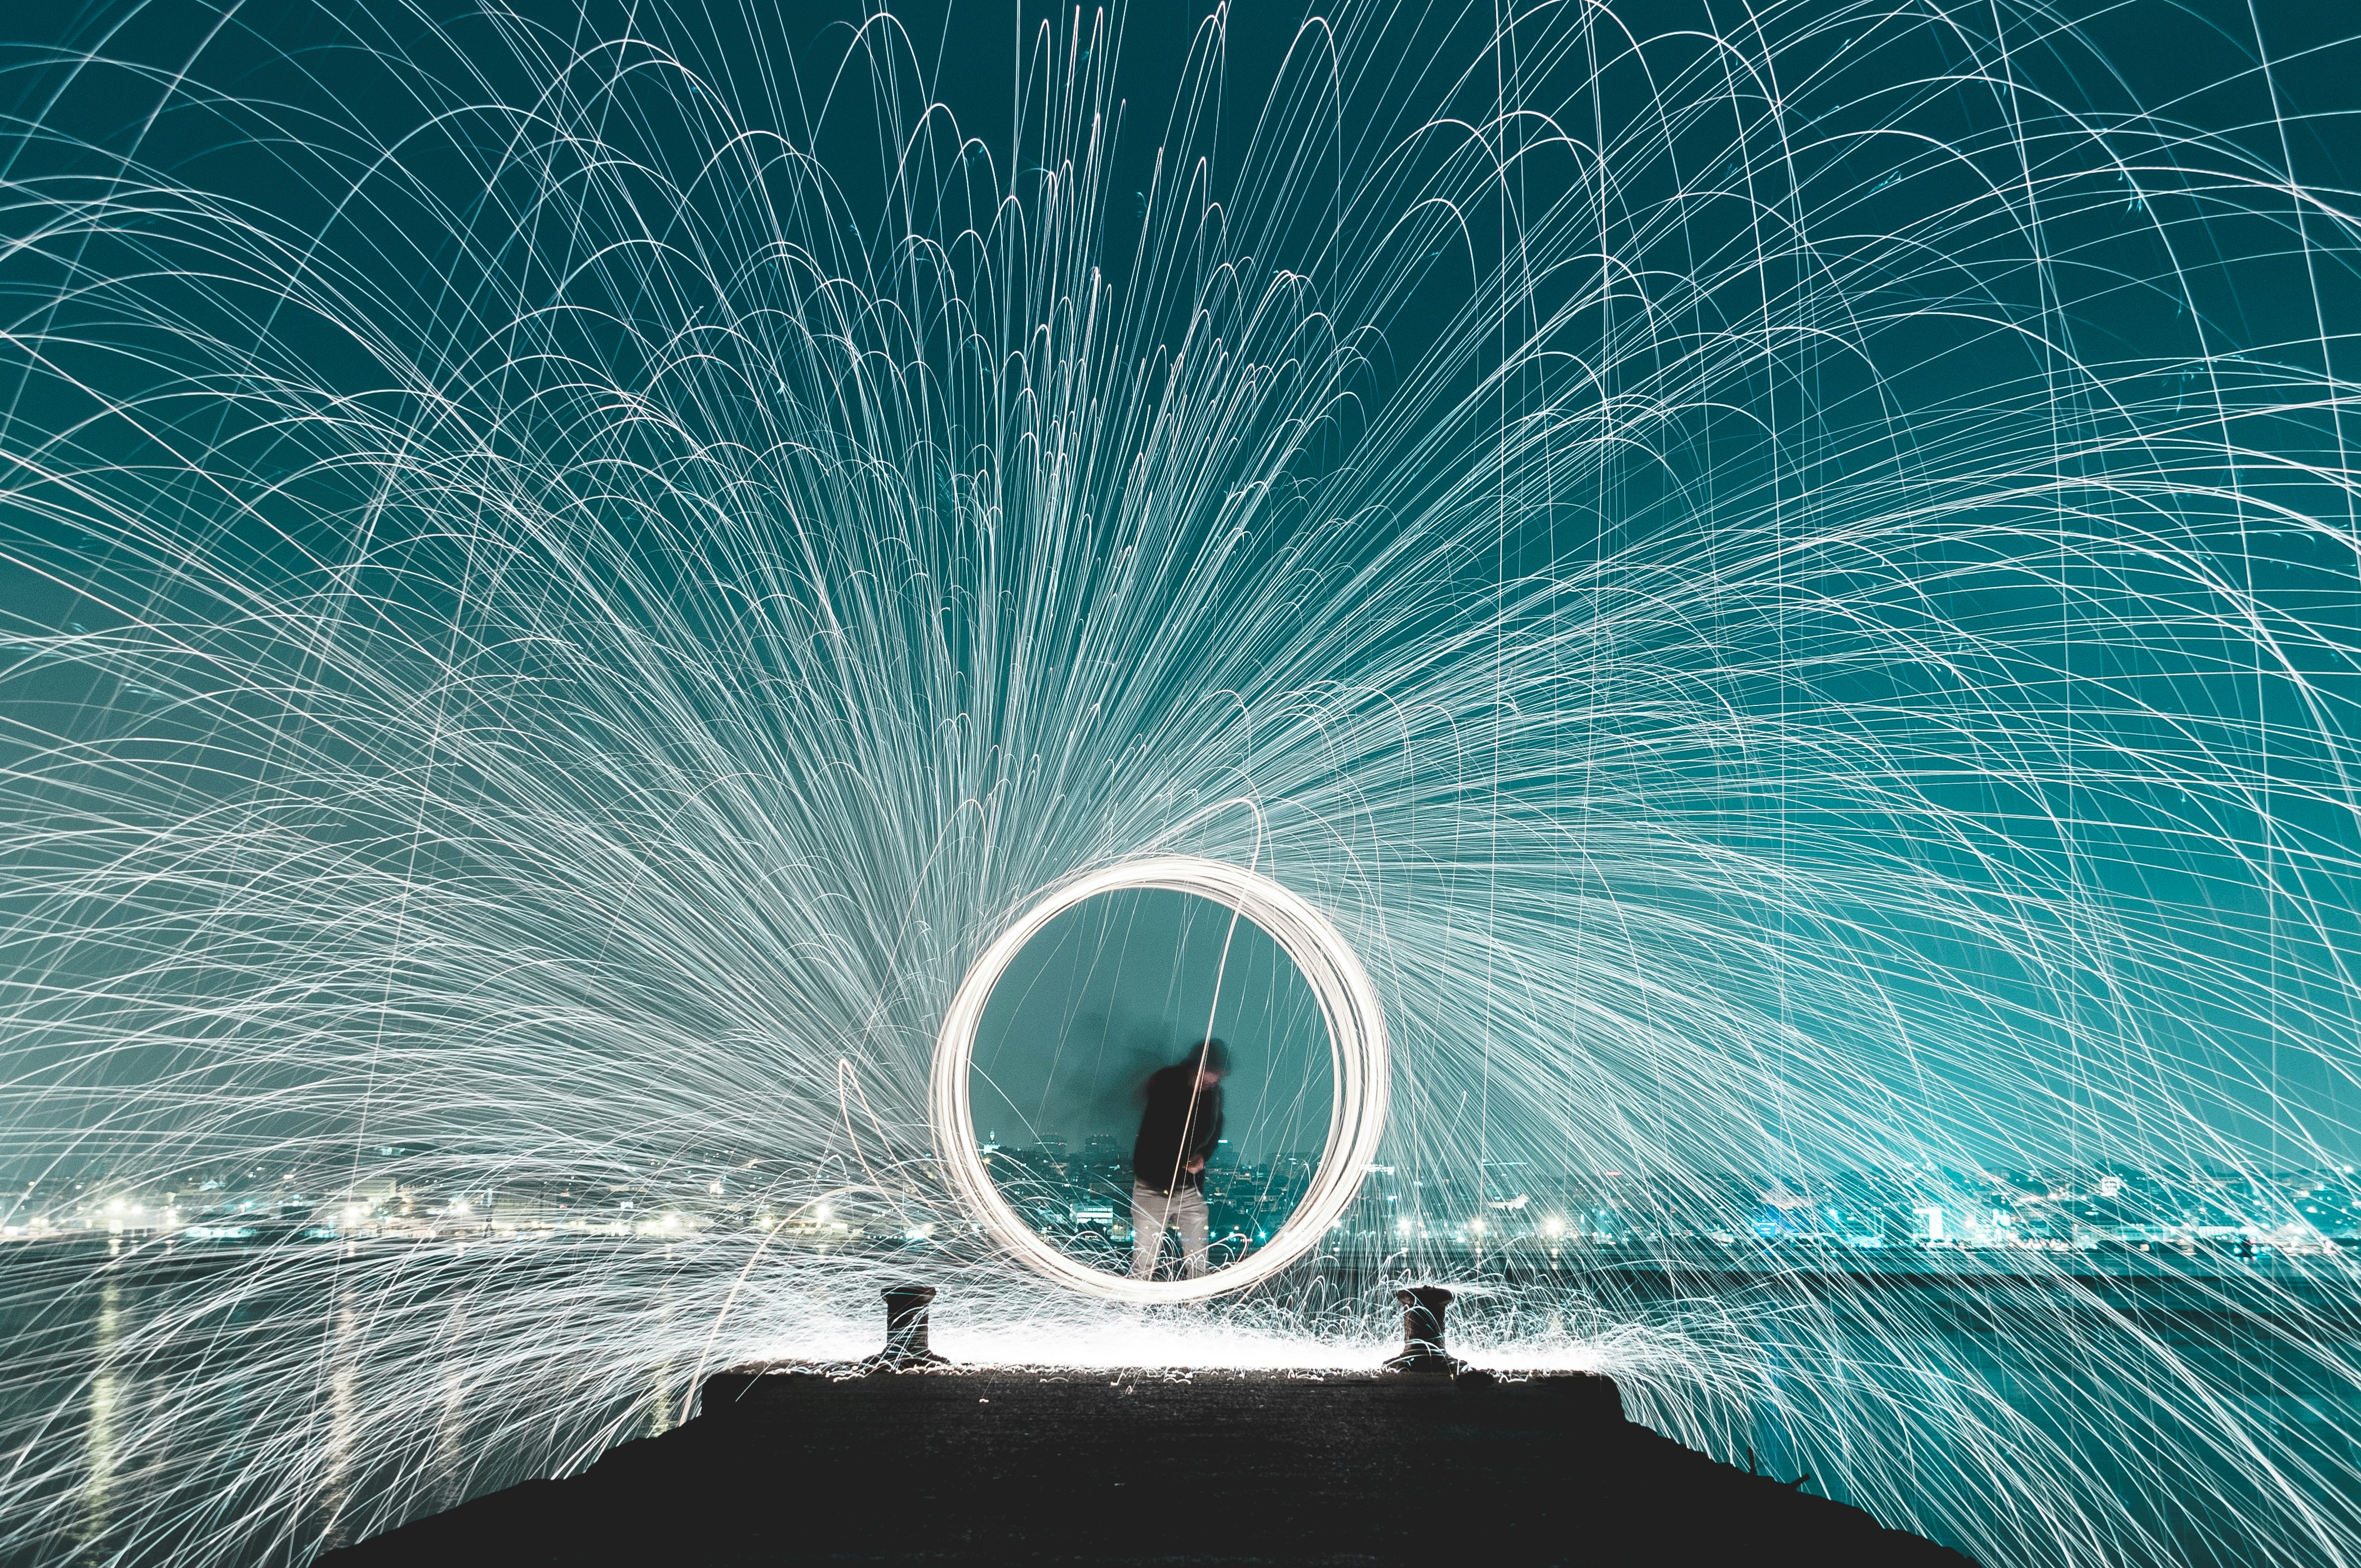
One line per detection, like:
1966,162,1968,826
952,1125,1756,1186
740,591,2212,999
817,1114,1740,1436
932,856,1389,1302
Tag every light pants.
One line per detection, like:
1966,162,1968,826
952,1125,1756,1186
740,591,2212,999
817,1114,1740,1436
1130,1181,1209,1280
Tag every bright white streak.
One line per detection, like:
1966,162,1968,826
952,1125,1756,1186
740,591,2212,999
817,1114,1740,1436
930,855,1388,1302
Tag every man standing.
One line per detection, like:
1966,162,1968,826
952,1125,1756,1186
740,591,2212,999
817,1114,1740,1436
1128,1038,1230,1280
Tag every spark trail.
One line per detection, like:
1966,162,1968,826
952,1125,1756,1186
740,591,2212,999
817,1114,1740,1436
1,1,2358,1563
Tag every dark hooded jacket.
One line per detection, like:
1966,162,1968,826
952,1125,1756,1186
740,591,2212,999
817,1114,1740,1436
1131,1066,1223,1193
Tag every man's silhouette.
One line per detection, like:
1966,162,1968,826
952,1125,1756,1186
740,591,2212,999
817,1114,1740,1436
1128,1038,1229,1279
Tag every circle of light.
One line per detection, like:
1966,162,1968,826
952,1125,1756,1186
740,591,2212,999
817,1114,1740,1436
931,856,1390,1303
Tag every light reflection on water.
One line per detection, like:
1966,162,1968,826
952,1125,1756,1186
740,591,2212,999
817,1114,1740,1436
428,1317,468,1521
646,1290,677,1439
0,1241,688,1568
72,1277,119,1564
318,1290,358,1553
